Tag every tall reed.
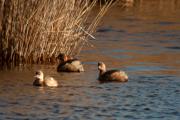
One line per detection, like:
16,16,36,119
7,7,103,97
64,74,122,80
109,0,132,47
0,0,114,66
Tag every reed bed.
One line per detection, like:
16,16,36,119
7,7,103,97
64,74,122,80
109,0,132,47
0,0,114,66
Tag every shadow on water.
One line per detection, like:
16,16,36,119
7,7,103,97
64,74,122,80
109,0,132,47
0,1,180,120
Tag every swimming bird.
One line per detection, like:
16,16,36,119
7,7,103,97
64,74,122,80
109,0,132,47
98,62,128,82
57,53,84,72
33,70,59,87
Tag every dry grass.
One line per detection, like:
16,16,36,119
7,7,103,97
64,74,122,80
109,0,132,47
0,0,115,66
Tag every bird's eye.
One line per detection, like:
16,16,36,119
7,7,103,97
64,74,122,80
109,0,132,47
98,63,103,66
36,72,40,75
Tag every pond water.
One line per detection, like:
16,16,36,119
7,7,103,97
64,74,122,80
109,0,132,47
0,1,180,120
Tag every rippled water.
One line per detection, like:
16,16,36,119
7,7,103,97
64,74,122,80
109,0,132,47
0,1,180,120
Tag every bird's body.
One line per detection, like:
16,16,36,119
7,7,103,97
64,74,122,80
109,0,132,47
43,76,58,87
57,53,84,72
98,62,128,82
33,70,58,87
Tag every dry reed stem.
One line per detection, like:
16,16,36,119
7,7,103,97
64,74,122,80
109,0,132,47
0,0,115,66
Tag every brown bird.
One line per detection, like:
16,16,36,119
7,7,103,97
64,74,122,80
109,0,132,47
33,70,59,87
98,62,128,82
57,53,84,72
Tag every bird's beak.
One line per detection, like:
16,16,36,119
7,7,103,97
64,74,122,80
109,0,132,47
34,75,40,79
98,65,101,69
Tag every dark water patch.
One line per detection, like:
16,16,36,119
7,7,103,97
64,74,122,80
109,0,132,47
166,46,180,50
143,107,151,111
159,40,173,43
116,29,126,33
139,44,153,48
158,30,180,38
146,93,159,98
174,89,180,93
154,21,178,25
97,26,126,33
163,33,180,37
97,27,112,32
124,115,138,119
